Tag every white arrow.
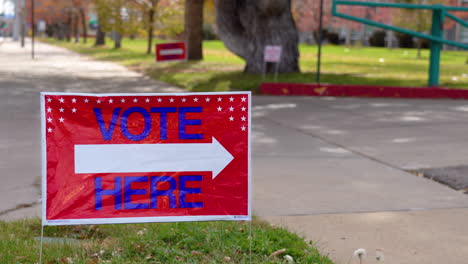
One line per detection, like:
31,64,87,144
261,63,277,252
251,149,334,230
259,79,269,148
74,137,234,179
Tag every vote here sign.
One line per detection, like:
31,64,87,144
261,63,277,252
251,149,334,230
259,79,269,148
41,92,251,225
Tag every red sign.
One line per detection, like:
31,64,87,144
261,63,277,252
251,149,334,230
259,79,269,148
156,42,187,62
41,92,251,225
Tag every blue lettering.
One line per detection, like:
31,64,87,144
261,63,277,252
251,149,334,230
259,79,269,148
120,107,152,141
124,176,149,210
150,176,177,209
179,107,203,140
179,175,203,208
150,107,177,140
95,177,122,210
93,108,121,141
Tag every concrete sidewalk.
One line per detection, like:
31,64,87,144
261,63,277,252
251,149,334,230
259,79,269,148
1,39,468,264
252,96,468,263
0,39,182,219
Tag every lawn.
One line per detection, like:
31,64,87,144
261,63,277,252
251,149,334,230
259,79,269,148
0,218,334,263
43,38,468,92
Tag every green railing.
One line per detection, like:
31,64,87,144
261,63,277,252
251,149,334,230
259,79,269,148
332,0,468,87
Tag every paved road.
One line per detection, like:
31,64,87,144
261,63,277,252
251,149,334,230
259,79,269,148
1,39,468,264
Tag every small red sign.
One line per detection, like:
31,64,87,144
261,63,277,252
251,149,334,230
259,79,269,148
41,92,251,225
156,42,187,62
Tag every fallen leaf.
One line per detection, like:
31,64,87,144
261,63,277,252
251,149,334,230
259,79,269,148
269,248,286,258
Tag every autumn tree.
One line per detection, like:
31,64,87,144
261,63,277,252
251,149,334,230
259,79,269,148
215,0,300,73
156,0,184,38
95,0,131,48
394,0,443,58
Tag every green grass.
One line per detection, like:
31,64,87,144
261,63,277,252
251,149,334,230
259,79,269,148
0,218,333,263
42,38,468,92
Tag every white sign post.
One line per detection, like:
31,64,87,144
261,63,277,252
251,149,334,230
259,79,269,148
263,45,282,81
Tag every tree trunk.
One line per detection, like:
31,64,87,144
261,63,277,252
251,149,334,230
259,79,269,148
114,31,122,49
95,23,105,46
147,8,155,55
79,8,87,44
215,0,300,73
185,0,204,60
74,12,80,43
416,38,422,59
66,11,72,42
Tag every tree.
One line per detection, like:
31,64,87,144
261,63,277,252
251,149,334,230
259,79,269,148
155,0,184,38
95,0,127,49
394,0,442,58
185,0,204,60
214,0,300,73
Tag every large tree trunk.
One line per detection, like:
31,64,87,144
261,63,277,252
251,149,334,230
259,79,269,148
215,0,300,73
185,0,204,60
95,23,105,46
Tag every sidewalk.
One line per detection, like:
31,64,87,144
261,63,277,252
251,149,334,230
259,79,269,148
0,39,182,219
252,96,468,263
1,39,468,264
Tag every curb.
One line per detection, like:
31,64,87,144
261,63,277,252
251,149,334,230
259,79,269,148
260,83,468,99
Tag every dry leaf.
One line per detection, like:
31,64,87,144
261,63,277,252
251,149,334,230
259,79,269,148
269,248,286,258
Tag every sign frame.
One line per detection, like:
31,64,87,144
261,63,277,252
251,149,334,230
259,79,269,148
155,42,187,62
41,91,252,226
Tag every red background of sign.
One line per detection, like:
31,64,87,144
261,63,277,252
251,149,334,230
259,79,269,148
44,94,249,221
156,42,187,62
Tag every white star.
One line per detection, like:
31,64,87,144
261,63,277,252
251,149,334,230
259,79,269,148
170,98,175,103
217,106,222,112
46,98,52,103
59,98,65,103
241,126,246,131
47,128,53,133
84,98,89,103
241,97,247,102
72,98,77,103
59,117,65,123
121,98,126,103
205,97,211,102
241,116,246,121
157,98,162,103
97,99,101,104
133,98,138,103
217,97,222,102
229,97,234,102
229,106,234,112
47,107,52,113
182,98,187,102
71,108,77,113
47,117,52,123
194,98,199,102
229,116,234,121
59,108,64,113
109,99,114,104
145,98,150,103
241,106,246,111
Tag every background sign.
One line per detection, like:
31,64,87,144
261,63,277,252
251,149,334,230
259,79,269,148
156,42,187,62
264,46,282,63
41,92,251,225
